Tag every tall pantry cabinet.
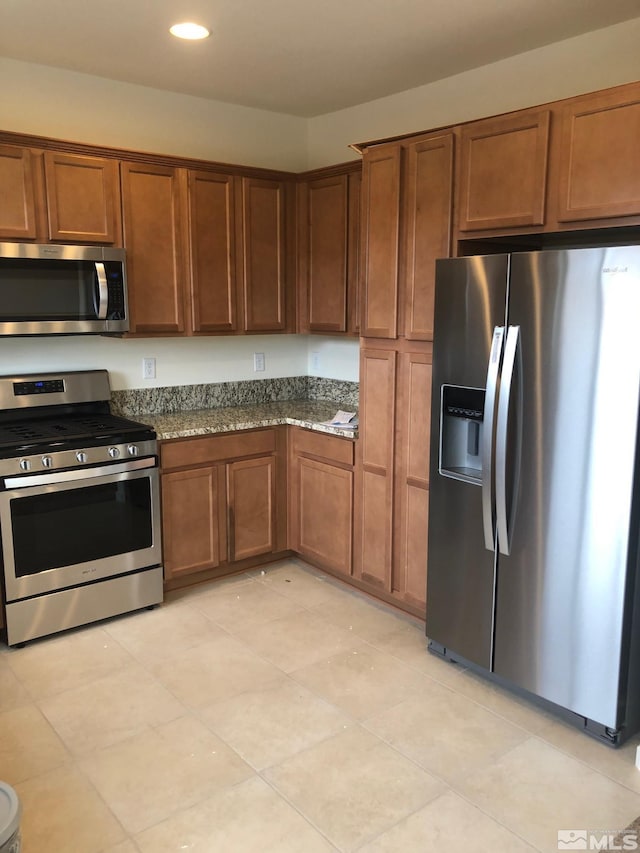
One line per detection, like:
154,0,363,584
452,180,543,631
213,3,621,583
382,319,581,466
355,131,454,616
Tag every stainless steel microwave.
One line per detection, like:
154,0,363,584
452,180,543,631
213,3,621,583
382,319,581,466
0,243,129,335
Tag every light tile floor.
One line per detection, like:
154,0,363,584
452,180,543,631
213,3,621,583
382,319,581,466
1,558,639,852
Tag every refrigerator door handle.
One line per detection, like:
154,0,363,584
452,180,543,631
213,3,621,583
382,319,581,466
481,326,505,551
496,324,522,556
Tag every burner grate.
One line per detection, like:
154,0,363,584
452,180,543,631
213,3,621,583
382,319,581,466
0,413,154,452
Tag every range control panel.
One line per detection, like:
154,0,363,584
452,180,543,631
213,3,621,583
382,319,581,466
13,379,65,396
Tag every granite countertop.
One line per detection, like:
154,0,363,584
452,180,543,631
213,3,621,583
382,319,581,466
138,400,358,441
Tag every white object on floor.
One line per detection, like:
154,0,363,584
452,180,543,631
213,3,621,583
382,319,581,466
636,745,640,770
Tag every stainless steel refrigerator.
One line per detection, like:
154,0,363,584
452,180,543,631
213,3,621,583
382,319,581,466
426,246,640,745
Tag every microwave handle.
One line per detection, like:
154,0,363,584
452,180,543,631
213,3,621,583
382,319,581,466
95,262,108,319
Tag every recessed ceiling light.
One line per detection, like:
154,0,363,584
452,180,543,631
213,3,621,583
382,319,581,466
169,22,210,40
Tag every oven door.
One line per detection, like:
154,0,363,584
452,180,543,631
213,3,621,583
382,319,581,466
0,458,161,602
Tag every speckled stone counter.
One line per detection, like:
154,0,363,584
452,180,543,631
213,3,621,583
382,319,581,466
111,376,359,441
137,400,358,440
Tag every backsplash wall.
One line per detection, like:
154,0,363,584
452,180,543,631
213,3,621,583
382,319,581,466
0,335,359,390
111,376,359,417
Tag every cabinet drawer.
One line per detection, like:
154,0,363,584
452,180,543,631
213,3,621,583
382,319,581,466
292,427,354,467
161,429,276,470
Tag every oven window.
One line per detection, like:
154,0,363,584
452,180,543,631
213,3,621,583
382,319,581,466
11,478,153,576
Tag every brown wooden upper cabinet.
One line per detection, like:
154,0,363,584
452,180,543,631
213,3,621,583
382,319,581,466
123,165,293,337
552,83,640,226
297,164,361,335
360,132,454,340
457,108,550,232
0,145,121,244
121,161,188,335
238,176,288,332
187,170,238,333
0,145,38,239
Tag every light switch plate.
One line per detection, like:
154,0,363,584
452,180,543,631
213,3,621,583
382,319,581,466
254,352,265,372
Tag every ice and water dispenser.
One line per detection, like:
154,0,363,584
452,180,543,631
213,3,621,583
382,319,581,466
439,385,485,484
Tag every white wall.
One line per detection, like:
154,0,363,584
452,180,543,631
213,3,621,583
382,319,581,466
0,58,308,172
0,335,359,390
307,16,640,167
306,337,360,382
2,18,639,389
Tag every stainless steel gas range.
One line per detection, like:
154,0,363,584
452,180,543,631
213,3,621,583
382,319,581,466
0,370,163,646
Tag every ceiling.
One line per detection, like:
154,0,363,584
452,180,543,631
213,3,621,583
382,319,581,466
1,0,638,117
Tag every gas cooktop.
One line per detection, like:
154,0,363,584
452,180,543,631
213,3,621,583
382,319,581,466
0,370,156,473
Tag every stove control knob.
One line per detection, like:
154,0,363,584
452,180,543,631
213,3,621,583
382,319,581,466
41,455,53,469
108,447,120,459
127,444,139,457
19,458,31,472
76,451,88,464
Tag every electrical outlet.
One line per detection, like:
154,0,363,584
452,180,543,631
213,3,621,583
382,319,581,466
253,352,265,372
311,351,320,372
142,357,156,379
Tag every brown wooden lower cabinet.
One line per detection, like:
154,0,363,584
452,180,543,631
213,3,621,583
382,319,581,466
288,427,354,577
393,348,432,611
160,428,286,586
227,456,276,562
160,415,428,619
162,466,220,581
354,339,432,616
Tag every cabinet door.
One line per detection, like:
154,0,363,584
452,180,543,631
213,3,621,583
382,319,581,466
188,170,237,332
162,467,220,580
360,144,401,338
227,456,276,562
458,109,550,231
400,134,453,340
44,152,120,244
347,169,362,335
239,177,287,331
298,456,353,575
555,85,640,223
354,346,397,589
121,162,187,334
306,174,348,333
0,145,38,239
393,347,432,610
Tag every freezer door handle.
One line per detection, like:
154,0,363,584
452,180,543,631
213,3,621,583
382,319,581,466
482,325,505,551
496,325,522,556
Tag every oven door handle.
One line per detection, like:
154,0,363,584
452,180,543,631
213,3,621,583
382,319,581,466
3,457,156,489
